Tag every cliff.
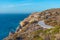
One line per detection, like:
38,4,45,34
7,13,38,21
4,8,60,40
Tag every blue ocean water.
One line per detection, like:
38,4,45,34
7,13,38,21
0,14,30,40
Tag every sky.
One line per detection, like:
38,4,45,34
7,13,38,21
0,0,60,13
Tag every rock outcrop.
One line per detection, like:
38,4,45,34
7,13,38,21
4,8,60,40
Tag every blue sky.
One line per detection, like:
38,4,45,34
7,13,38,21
0,0,60,13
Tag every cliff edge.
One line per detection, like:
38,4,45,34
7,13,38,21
4,8,60,40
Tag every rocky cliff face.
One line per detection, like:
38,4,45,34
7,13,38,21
4,8,60,40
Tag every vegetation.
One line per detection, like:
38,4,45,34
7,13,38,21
30,25,60,40
4,8,60,40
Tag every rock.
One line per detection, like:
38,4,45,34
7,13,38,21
20,21,29,27
29,18,38,23
4,8,60,40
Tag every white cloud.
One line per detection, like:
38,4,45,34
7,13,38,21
1,5,15,8
8,5,15,8
0,3,32,8
18,3,32,6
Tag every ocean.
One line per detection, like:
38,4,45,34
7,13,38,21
0,14,30,40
